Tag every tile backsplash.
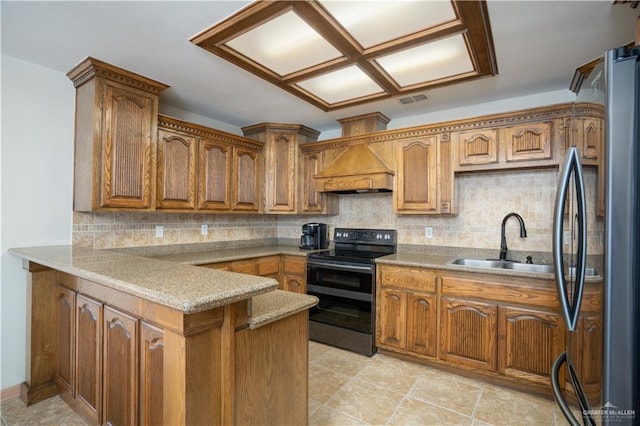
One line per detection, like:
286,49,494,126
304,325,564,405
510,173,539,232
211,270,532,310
73,168,603,255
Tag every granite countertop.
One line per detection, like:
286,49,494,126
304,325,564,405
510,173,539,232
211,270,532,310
151,245,316,265
9,245,282,315
376,252,603,282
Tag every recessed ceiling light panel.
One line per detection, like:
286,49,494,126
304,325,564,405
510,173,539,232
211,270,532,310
191,1,497,111
225,11,342,76
296,66,384,104
319,0,457,48
376,35,474,87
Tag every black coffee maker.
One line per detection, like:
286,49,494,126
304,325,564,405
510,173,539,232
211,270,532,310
300,223,328,250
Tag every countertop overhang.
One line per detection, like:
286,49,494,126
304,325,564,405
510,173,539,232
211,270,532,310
9,245,318,318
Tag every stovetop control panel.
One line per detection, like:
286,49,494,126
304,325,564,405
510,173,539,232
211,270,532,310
334,228,397,245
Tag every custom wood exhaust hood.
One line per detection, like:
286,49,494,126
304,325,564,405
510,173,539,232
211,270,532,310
314,143,394,193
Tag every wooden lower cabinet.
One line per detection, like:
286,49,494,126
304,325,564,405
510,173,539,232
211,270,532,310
56,287,158,425
498,305,564,385
202,254,308,293
103,306,138,426
282,255,306,294
75,294,103,423
376,263,603,399
139,322,164,426
406,293,437,357
378,289,407,350
440,297,498,371
377,265,437,357
55,285,75,396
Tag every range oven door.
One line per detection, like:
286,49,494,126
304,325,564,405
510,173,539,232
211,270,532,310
306,259,377,357
306,260,374,294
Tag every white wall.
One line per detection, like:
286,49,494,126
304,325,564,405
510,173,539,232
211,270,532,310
1,54,74,389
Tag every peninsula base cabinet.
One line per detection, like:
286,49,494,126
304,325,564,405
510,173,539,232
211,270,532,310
21,261,309,426
376,264,602,400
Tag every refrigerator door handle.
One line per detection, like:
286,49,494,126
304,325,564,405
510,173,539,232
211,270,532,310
551,352,581,426
552,352,596,426
553,147,588,331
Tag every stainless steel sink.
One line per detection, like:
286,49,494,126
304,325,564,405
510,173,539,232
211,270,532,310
501,262,554,274
448,258,503,268
447,258,600,277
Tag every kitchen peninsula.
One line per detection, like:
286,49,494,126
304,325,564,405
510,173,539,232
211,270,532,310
9,245,317,425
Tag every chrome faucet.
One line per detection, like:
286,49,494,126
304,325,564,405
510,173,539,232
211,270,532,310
499,213,527,261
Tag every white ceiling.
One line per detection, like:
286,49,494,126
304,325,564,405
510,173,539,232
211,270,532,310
2,1,638,135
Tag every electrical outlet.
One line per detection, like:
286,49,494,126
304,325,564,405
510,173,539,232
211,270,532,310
425,226,433,239
201,224,208,236
563,230,570,245
155,225,164,238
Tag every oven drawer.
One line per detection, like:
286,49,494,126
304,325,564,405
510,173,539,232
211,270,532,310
308,291,373,334
378,264,437,292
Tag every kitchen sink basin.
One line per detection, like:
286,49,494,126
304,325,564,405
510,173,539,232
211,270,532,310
448,258,503,268
501,262,554,274
447,258,600,277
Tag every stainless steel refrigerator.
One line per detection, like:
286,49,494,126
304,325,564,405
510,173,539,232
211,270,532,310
551,47,640,425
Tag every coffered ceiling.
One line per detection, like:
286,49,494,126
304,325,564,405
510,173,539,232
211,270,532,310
1,1,638,134
191,1,497,111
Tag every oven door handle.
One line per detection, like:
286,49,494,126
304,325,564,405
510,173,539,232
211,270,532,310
306,260,374,273
307,284,373,302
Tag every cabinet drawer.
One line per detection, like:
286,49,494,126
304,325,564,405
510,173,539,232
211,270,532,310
257,256,280,276
378,265,436,292
283,256,306,275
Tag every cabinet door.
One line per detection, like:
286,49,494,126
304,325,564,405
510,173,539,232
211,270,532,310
395,137,438,213
232,147,260,211
283,276,305,294
56,285,76,395
498,306,565,385
265,134,296,212
570,315,603,405
103,306,138,426
503,122,552,162
100,80,157,209
198,138,232,210
140,321,164,426
75,294,103,423
457,129,499,166
300,151,337,214
440,297,497,371
377,289,407,350
407,293,437,358
157,129,197,209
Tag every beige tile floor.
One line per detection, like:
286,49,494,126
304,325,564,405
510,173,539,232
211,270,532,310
1,341,565,425
308,341,563,426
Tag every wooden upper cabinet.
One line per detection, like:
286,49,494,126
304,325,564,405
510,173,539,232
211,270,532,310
232,147,261,211
568,116,602,167
300,151,338,214
157,129,197,209
502,122,553,163
394,137,438,213
199,138,233,210
242,122,321,214
457,129,499,166
156,115,264,213
67,57,168,211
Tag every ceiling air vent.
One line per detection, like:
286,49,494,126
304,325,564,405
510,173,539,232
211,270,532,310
399,94,429,104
